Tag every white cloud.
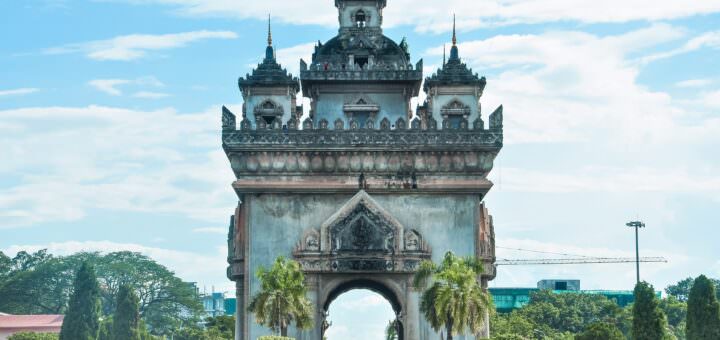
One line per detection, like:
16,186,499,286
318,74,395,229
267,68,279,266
192,227,227,234
642,30,720,64
676,79,713,88
275,42,314,76
88,79,131,96
46,30,238,61
111,0,720,32
89,76,166,96
701,90,720,108
0,88,40,97
491,166,720,194
0,104,240,228
133,91,171,99
3,241,231,290
421,24,720,146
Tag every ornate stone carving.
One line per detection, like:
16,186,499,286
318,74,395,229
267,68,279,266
395,118,406,130
319,119,329,130
380,118,391,130
365,118,375,129
222,106,236,131
489,105,503,130
473,116,484,130
411,118,421,130
303,118,314,130
294,191,431,273
334,118,344,130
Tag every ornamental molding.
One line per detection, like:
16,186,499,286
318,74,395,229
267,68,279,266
294,190,431,273
226,149,498,176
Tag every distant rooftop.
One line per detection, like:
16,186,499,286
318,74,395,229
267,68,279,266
0,315,64,329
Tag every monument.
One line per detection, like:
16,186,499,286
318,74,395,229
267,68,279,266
223,1,503,339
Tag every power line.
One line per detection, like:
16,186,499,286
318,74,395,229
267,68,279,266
496,246,593,258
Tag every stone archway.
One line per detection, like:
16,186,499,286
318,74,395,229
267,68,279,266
320,277,405,340
293,191,431,340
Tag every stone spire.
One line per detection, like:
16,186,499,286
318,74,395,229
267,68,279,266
265,14,275,61
452,14,457,46
449,14,460,61
267,14,272,46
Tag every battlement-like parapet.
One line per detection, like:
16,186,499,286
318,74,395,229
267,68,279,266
221,106,503,196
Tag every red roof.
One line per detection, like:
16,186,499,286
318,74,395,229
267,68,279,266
0,315,64,329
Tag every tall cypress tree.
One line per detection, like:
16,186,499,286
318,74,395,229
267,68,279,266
59,262,101,340
687,275,720,339
111,285,141,340
632,281,667,340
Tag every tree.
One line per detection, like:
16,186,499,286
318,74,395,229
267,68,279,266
0,250,203,336
575,322,624,340
248,256,313,337
206,315,235,339
413,251,492,340
59,262,101,340
632,281,667,340
687,275,720,340
660,295,687,339
112,285,141,340
667,277,720,302
385,320,398,340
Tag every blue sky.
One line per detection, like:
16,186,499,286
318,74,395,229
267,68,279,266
2,0,720,338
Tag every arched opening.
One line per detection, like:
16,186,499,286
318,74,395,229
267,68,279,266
355,10,367,27
323,280,403,340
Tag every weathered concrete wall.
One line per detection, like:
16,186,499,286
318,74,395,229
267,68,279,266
245,193,480,340
314,93,408,127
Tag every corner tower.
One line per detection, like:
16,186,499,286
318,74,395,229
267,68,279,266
223,6,503,340
419,16,503,131
236,17,301,129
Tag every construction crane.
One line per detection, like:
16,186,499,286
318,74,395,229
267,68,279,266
496,257,667,266
494,246,668,266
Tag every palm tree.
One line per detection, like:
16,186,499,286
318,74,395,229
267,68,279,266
413,251,492,340
248,256,314,337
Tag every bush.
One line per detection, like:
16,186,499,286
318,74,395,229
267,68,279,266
8,332,59,340
575,322,624,340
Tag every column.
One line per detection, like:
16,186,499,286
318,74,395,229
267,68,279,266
235,279,244,340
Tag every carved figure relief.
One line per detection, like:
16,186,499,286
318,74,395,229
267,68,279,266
293,191,431,273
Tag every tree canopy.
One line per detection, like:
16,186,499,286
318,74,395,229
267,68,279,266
632,281,667,340
413,251,491,340
0,250,202,336
59,262,101,340
687,275,720,339
248,256,313,337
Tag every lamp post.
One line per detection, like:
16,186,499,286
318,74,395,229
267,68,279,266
626,221,646,284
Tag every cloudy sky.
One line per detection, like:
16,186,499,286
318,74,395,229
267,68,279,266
2,0,720,338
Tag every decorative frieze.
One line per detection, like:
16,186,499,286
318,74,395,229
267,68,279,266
226,150,497,175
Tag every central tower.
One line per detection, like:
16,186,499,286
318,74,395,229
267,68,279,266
224,3,503,339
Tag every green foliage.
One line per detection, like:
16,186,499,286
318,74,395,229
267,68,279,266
575,322,624,340
7,332,59,340
59,262,101,340
111,285,141,340
660,295,687,339
413,251,491,340
248,257,313,337
257,337,294,340
633,281,667,340
204,315,235,339
0,250,202,336
385,320,398,340
667,277,720,302
687,275,720,340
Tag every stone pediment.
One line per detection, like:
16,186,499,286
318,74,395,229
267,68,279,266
294,190,431,273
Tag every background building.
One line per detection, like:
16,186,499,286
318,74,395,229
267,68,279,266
0,314,64,340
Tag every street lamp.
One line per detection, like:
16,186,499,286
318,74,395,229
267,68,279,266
626,221,646,284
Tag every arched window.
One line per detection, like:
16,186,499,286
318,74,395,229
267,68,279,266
355,10,366,27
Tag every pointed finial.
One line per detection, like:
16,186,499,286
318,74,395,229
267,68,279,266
267,14,272,46
443,44,446,65
452,14,457,46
